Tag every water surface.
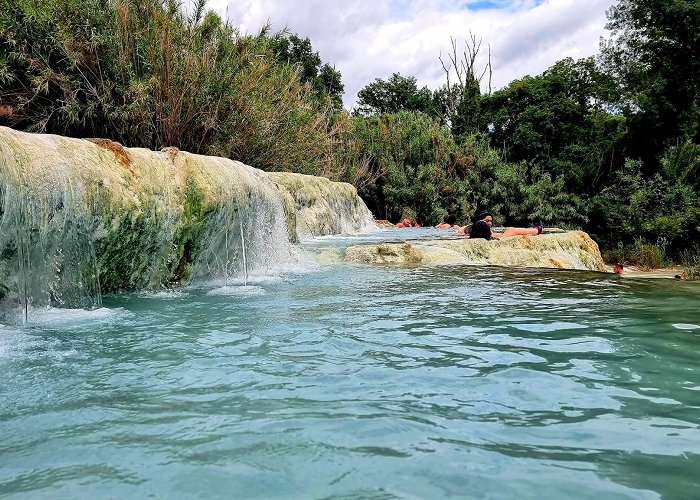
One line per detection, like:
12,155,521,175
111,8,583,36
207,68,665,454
1,241,699,498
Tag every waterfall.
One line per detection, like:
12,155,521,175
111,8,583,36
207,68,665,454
0,126,377,316
0,164,104,317
14,213,28,325
239,212,248,286
182,157,297,287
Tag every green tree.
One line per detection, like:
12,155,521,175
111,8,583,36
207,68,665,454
600,0,700,164
355,73,436,116
480,57,625,192
317,63,344,112
438,34,492,138
270,33,344,112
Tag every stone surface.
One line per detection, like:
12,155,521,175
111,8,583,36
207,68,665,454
341,231,606,271
269,172,376,239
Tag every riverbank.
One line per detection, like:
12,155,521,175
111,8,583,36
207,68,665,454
604,264,688,279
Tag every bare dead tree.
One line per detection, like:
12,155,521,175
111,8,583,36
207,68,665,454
439,33,493,119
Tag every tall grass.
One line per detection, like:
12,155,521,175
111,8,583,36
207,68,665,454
0,0,334,173
680,247,700,280
602,238,667,270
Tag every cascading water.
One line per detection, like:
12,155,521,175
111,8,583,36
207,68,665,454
182,157,299,288
239,212,248,286
0,127,375,320
0,160,104,319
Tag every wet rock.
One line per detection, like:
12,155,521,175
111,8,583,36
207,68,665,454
343,231,605,271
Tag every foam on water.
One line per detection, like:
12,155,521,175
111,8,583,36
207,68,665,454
199,260,317,289
0,323,12,356
6,305,131,327
672,323,700,330
137,289,187,299
206,285,266,297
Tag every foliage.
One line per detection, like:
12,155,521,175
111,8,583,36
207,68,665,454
600,0,700,163
628,240,665,270
0,0,334,172
333,111,474,224
331,111,586,229
602,240,666,270
479,57,626,193
660,141,700,191
588,158,700,253
437,34,491,138
680,247,700,280
355,73,438,117
474,162,586,227
270,33,344,112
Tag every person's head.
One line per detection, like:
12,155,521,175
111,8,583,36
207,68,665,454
474,210,493,225
613,262,624,274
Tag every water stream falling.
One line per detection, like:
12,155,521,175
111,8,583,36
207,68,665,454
239,211,248,286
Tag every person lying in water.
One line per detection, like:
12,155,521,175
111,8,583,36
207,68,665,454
395,218,422,228
468,211,542,240
435,214,457,229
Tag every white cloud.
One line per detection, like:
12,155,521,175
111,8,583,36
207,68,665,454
204,0,614,108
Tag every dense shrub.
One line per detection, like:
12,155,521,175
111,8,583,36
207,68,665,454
472,161,585,227
329,111,472,224
588,157,700,254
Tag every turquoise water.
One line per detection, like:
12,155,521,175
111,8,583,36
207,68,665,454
1,235,700,498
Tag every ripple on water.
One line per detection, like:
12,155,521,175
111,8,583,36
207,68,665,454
1,261,700,498
510,321,588,333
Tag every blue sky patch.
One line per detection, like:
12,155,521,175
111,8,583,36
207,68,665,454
465,0,501,10
463,0,546,12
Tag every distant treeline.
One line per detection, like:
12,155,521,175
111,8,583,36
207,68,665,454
1,0,699,263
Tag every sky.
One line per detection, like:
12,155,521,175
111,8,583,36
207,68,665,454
203,0,616,109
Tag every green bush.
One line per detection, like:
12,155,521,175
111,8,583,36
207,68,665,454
470,161,586,228
602,239,666,270
588,157,700,255
332,111,475,224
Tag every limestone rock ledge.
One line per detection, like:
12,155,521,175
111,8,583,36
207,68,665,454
269,172,376,239
342,231,605,271
0,126,376,302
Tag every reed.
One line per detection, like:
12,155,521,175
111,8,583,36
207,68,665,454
0,0,334,174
